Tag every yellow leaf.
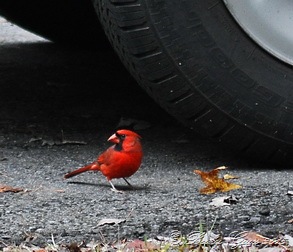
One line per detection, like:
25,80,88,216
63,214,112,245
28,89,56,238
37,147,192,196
194,166,241,194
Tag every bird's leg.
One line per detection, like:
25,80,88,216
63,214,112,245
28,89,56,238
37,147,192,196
123,178,134,189
109,180,123,193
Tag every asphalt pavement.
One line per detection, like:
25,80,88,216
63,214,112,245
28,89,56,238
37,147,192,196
0,17,292,247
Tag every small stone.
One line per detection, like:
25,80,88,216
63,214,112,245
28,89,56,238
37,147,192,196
259,208,270,216
1,235,11,239
249,217,261,223
29,226,37,232
238,215,250,221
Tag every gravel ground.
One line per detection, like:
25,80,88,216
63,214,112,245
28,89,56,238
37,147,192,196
0,17,292,248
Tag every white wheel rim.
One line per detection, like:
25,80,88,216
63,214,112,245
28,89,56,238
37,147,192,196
223,0,293,66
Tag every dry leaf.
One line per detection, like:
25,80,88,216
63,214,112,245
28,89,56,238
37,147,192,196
284,234,293,246
254,247,284,252
66,242,81,252
209,196,231,207
29,137,87,147
209,195,238,207
242,231,271,244
125,239,159,251
97,218,126,226
0,184,23,193
223,174,239,180
242,232,289,249
194,166,241,194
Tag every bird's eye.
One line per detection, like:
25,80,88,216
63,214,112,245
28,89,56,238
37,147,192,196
120,134,126,139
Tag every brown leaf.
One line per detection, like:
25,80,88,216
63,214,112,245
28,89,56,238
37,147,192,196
0,184,23,193
125,239,159,251
194,166,241,194
242,231,270,244
66,242,81,252
242,232,289,249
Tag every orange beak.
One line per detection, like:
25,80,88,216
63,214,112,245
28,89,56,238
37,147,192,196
108,133,119,144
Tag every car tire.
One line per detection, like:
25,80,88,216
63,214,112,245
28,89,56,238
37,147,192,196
93,0,293,164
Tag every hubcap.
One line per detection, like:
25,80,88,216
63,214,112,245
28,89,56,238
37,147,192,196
223,0,293,66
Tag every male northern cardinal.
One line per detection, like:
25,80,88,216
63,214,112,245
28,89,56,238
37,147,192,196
64,129,143,192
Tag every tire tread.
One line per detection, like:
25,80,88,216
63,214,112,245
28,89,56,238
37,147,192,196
93,0,293,164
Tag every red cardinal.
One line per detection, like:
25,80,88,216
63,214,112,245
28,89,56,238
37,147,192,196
64,129,143,192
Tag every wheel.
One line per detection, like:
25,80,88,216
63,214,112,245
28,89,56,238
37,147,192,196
0,0,109,48
93,0,293,164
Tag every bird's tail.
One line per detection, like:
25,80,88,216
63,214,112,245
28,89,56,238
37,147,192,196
64,162,99,179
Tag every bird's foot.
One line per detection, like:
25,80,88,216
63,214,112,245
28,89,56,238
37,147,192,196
111,188,124,193
123,177,134,189
109,180,124,193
